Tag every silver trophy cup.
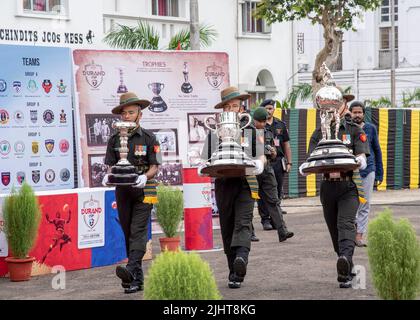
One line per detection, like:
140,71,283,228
106,121,139,185
300,63,359,174
200,111,257,177
148,82,168,113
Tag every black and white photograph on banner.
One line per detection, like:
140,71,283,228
88,154,108,187
155,161,183,186
187,112,216,143
151,128,178,156
187,142,204,167
86,114,120,146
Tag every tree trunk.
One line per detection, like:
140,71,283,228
190,0,200,50
311,24,343,104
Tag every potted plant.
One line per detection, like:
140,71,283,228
3,183,41,281
144,250,221,300
155,185,183,251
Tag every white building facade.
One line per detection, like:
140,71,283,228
0,0,294,105
294,0,420,107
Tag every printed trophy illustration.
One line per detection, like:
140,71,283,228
200,112,257,177
116,67,128,94
106,121,139,185
181,62,193,93
299,63,359,174
148,82,168,113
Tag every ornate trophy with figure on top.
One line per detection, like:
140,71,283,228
116,67,128,94
181,62,193,93
299,63,359,174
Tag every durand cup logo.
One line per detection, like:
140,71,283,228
82,196,102,229
83,61,105,89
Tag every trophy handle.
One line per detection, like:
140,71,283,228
204,116,217,133
161,83,165,90
239,113,252,130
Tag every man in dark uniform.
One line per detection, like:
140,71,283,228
301,90,369,288
260,99,292,229
199,86,264,289
253,107,294,242
103,92,161,294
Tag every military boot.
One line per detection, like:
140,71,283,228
116,250,144,293
277,224,294,242
226,254,241,289
233,247,249,283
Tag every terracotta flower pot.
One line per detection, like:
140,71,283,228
159,236,181,252
5,257,35,282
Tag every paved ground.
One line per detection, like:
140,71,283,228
1,189,419,300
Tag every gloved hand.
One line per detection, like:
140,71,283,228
299,163,309,177
133,174,148,189
102,174,110,187
252,159,264,175
356,155,367,170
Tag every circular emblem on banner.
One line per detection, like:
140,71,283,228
0,79,7,92
43,109,54,124
59,139,69,153
0,109,10,125
0,140,11,156
60,168,70,182
14,141,25,154
14,110,24,124
16,171,25,185
45,169,56,183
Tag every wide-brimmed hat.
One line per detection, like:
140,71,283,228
337,86,355,102
111,92,150,114
214,86,251,109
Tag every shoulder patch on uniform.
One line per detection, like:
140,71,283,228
359,133,367,142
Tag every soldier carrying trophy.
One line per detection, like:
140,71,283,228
102,92,161,294
198,86,265,289
299,63,370,289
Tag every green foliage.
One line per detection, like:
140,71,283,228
365,97,392,108
287,83,313,108
256,0,381,31
168,25,218,50
144,250,221,300
402,88,420,108
104,20,217,50
3,183,41,259
156,185,183,238
104,21,160,50
367,208,420,300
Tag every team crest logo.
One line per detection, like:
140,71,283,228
1,172,10,186
42,79,53,93
45,169,55,183
81,196,102,229
59,139,69,153
32,170,40,184
60,109,67,123
0,109,9,125
205,63,225,89
30,110,38,123
60,168,70,182
43,109,54,124
135,145,147,156
32,141,39,154
13,81,22,93
27,79,38,93
202,186,212,204
14,141,25,154
45,139,55,153
342,134,351,145
0,141,11,156
16,171,25,185
57,79,66,93
0,79,6,92
83,61,105,89
14,110,24,124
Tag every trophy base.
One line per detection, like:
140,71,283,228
302,158,359,174
201,163,255,178
149,98,168,113
107,165,139,186
181,83,193,93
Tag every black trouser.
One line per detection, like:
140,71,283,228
256,166,287,230
115,186,152,256
215,177,254,256
272,157,285,202
320,180,358,263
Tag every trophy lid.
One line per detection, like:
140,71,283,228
315,63,343,110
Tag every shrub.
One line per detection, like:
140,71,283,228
367,208,420,300
3,183,41,259
144,250,221,300
156,185,183,238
